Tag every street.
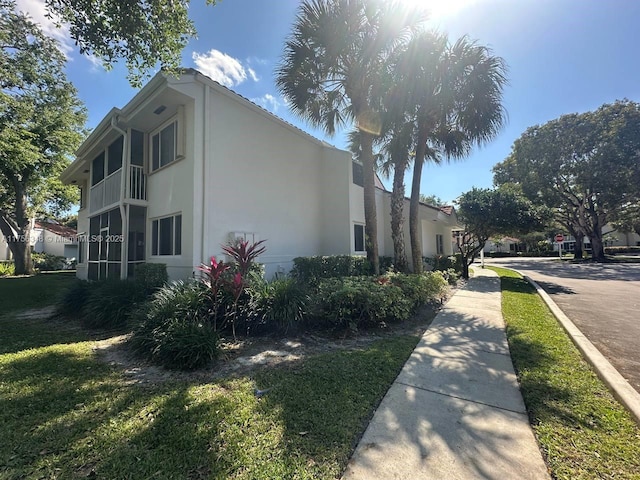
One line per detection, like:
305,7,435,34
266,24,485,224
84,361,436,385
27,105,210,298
481,257,640,393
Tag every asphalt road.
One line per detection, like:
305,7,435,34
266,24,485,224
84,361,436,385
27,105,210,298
481,257,640,393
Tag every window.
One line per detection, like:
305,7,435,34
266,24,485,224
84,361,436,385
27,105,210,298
152,213,182,256
352,162,364,187
436,234,444,255
354,224,365,252
79,186,85,209
151,121,177,171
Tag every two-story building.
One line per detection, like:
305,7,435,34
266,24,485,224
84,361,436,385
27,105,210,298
61,69,460,281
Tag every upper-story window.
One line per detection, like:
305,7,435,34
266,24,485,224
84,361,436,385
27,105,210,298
352,161,364,187
151,120,177,171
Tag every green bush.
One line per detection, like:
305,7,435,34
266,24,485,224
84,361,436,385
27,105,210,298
389,272,448,308
131,280,218,370
425,254,463,278
253,278,308,332
311,277,413,331
0,261,14,276
57,279,92,316
134,262,168,294
82,279,145,329
32,252,65,271
290,255,393,285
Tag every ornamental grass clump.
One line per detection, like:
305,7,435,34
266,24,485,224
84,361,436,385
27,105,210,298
131,280,218,370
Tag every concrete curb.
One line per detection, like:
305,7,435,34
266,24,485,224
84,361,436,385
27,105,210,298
510,269,640,425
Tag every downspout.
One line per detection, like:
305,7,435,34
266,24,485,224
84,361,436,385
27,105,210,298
200,81,210,271
111,116,129,280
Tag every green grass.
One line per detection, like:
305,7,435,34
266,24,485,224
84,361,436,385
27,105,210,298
488,266,640,480
0,311,418,479
0,271,76,314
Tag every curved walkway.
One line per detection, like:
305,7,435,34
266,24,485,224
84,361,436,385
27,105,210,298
342,269,549,480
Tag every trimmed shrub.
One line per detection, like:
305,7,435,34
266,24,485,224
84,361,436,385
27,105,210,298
0,261,15,276
253,278,308,332
57,279,92,316
425,254,463,282
311,276,413,331
290,255,394,285
32,252,65,271
389,272,448,308
131,280,218,370
82,279,145,329
134,263,168,294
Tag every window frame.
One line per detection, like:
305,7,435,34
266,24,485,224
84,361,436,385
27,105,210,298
354,223,366,253
151,213,182,257
352,161,364,187
436,234,444,255
150,118,180,172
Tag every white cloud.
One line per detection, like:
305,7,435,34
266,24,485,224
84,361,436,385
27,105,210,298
250,94,283,113
192,49,260,87
15,0,74,57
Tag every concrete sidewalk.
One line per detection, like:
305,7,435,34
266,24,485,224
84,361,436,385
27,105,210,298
342,268,550,480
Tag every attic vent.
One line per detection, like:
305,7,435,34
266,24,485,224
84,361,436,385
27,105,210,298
153,105,167,115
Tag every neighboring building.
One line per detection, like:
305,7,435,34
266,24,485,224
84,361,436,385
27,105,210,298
0,234,10,261
32,220,78,260
0,220,78,262
482,236,523,254
61,69,460,281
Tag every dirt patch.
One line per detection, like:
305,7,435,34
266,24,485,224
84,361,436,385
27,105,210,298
92,301,443,386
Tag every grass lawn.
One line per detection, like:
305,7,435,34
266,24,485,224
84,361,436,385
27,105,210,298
0,271,76,314
0,305,418,479
489,266,640,480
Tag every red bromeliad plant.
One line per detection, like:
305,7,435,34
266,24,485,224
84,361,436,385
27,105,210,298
197,256,230,331
222,239,267,276
198,239,267,339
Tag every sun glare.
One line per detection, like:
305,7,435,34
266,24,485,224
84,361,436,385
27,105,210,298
402,0,477,21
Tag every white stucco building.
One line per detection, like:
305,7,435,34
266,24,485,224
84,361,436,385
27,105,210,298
61,69,460,281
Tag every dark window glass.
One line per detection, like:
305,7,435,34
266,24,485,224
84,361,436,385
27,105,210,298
152,133,160,171
159,217,173,255
174,214,182,255
107,263,121,278
89,216,100,261
160,122,175,167
78,238,84,264
152,220,159,256
131,130,144,166
354,224,365,252
92,152,105,185
79,186,85,208
107,136,123,175
352,162,364,187
88,263,98,281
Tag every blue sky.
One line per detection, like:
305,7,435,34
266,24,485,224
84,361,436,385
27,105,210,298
17,0,640,205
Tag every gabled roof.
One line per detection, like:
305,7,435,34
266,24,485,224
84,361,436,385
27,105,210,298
439,206,454,215
35,222,77,239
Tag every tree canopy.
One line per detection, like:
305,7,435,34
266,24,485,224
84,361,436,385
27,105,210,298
494,100,640,261
13,0,218,86
455,187,546,278
0,0,86,273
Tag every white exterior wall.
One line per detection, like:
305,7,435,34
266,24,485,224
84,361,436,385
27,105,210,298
201,83,354,279
0,234,10,261
76,206,89,279
145,98,197,280
378,194,459,266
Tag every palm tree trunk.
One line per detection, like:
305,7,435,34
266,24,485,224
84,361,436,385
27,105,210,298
410,135,427,273
360,132,380,274
390,158,408,272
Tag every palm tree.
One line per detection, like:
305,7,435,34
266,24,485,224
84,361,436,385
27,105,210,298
398,32,508,272
275,0,426,274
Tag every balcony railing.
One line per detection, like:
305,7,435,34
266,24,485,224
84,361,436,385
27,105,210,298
129,165,146,200
89,165,147,213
